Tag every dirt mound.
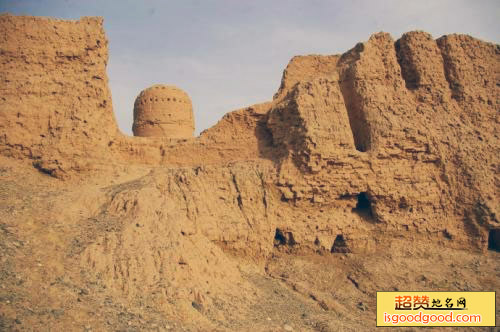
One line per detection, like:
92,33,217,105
0,14,498,331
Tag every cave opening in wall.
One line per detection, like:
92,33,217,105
488,229,499,251
274,228,286,246
331,234,350,253
353,192,373,218
274,228,296,247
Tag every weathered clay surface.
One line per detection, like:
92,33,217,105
0,14,498,331
0,14,118,178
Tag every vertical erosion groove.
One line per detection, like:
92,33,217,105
395,39,419,90
339,70,371,152
436,37,462,101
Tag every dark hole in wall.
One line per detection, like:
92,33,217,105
331,234,351,253
355,143,367,152
353,192,373,218
274,228,296,247
488,229,500,252
287,232,296,246
274,228,286,246
398,197,409,209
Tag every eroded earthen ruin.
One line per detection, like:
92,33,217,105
0,13,498,331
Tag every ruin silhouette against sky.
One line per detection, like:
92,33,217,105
1,0,498,135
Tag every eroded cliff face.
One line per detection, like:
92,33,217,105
0,14,498,331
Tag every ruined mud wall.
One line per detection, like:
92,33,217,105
0,14,272,175
0,14,119,177
268,31,499,252
0,15,499,325
1,15,498,261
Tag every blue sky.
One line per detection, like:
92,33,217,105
1,0,498,135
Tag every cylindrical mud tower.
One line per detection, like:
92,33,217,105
132,84,195,138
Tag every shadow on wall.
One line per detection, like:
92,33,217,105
255,113,285,163
274,228,296,247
